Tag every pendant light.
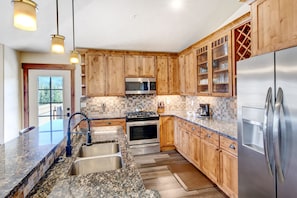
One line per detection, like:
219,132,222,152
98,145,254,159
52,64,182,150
51,0,65,53
12,0,37,31
70,0,80,64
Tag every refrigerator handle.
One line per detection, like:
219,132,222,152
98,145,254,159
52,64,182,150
263,87,273,176
273,87,285,182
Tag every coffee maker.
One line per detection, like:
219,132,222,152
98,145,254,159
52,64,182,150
198,103,210,117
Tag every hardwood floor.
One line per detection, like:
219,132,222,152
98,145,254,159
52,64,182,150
134,150,227,198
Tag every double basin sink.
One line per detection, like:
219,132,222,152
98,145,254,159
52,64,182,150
69,141,123,176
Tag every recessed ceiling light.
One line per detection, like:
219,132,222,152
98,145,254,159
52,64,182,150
170,0,183,11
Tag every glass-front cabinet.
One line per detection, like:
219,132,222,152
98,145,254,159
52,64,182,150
211,33,232,97
197,45,210,95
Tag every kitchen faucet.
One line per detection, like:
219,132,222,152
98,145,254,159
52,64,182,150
66,112,92,157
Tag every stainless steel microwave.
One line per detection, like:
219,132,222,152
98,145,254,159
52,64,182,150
125,78,156,94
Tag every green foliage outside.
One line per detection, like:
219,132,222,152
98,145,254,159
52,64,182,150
38,77,63,104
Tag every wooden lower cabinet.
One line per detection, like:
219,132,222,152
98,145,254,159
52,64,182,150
173,119,238,197
80,119,126,133
160,116,175,151
220,149,238,198
219,136,238,198
201,138,220,183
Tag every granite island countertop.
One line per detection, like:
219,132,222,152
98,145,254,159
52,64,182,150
0,119,78,198
30,126,160,198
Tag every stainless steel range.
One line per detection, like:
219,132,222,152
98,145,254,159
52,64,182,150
126,111,160,155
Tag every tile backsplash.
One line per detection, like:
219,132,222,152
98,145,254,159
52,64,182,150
81,95,237,120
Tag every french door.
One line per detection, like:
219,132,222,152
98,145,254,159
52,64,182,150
28,70,71,127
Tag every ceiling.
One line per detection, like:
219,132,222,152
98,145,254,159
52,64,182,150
0,0,248,53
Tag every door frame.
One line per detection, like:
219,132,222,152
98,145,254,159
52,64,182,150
22,63,75,128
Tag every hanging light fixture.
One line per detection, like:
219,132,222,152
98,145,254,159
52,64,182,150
12,0,37,31
51,0,65,53
70,0,80,64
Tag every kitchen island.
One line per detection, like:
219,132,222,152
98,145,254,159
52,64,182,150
0,118,159,198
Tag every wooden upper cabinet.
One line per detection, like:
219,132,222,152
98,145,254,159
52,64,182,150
251,0,297,55
106,55,125,96
85,53,124,97
86,53,106,96
178,55,186,95
141,56,155,77
156,56,180,95
168,57,180,95
184,50,197,95
156,56,169,95
124,55,155,77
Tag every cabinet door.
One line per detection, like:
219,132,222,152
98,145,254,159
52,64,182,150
160,116,175,151
156,56,169,95
179,55,186,95
86,54,106,96
251,0,278,55
174,119,182,150
184,51,197,95
141,56,155,77
125,55,140,77
106,55,125,96
168,57,180,95
211,33,232,97
181,130,190,155
220,150,238,198
190,133,201,169
201,139,220,183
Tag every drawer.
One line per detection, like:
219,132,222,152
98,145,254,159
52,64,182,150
220,135,238,156
185,122,201,136
201,127,219,146
80,119,126,132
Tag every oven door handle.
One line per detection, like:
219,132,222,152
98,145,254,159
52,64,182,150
126,121,159,126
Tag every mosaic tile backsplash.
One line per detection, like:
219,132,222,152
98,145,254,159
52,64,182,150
81,95,237,120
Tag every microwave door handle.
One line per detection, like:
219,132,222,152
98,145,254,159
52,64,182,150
263,87,273,176
273,87,285,183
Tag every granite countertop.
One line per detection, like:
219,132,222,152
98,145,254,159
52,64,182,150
0,119,78,198
30,126,160,198
160,111,238,140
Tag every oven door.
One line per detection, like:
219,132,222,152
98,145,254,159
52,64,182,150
126,120,160,145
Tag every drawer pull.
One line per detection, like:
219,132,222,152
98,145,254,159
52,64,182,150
192,127,195,131
207,134,211,138
229,144,236,150
107,122,111,125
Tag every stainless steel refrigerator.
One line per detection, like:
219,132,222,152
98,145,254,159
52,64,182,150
237,46,297,198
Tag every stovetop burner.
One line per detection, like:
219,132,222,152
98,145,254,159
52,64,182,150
126,111,159,121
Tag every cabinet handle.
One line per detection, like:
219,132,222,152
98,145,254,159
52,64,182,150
229,144,236,150
192,127,195,131
207,134,211,138
107,122,111,125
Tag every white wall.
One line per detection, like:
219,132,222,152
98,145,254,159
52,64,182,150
0,45,21,143
21,52,82,113
0,45,4,144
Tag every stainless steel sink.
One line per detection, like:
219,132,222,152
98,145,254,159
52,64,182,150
77,142,119,157
69,155,123,175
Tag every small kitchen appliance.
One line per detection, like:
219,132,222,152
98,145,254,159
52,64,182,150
198,103,210,117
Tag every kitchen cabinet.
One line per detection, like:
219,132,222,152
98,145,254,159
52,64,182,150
184,50,197,95
86,53,125,96
196,45,211,96
232,20,251,96
251,0,297,56
178,55,186,95
86,53,106,96
160,116,175,151
187,122,201,169
174,118,183,150
124,55,155,77
80,118,126,133
106,55,125,96
201,127,220,183
219,136,238,198
211,32,232,97
156,56,180,95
